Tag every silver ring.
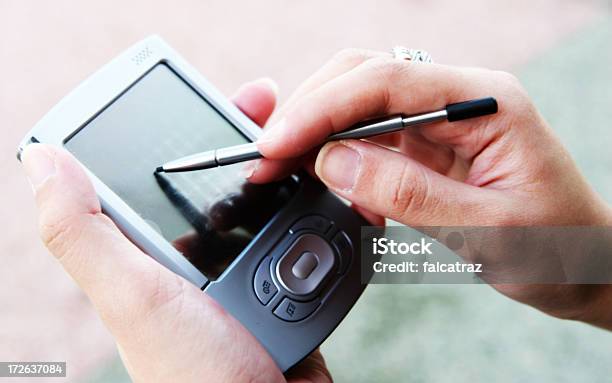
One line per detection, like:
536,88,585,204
392,46,433,63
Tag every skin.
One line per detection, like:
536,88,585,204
250,49,612,329
22,50,612,381
22,79,331,383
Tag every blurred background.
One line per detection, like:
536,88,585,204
1,0,612,382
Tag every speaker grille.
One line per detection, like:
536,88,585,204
131,46,153,65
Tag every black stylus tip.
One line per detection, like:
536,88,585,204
154,166,164,174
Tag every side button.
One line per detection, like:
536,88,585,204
273,297,320,322
331,231,353,275
254,257,278,305
290,215,332,235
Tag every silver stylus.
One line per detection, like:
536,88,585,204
155,97,498,173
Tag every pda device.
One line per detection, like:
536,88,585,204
17,36,373,371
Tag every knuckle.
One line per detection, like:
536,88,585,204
360,57,409,111
490,70,536,121
39,213,91,261
388,163,430,220
364,56,408,83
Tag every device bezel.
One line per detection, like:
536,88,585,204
17,36,272,287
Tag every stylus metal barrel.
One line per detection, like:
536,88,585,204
159,151,218,173
402,109,449,129
157,97,498,173
326,116,405,141
158,113,446,173
159,143,261,173
327,110,447,141
216,142,261,165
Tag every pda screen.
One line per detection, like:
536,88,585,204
65,64,297,280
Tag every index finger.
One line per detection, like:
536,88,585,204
257,58,512,162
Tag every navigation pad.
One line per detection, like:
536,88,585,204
251,215,353,322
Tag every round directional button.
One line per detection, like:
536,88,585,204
276,234,335,296
292,251,319,279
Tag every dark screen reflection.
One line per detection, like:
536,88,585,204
155,173,298,280
64,63,299,281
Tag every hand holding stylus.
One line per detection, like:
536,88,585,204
156,97,498,173
250,50,612,326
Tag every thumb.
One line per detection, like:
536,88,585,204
21,144,175,330
22,144,287,382
314,140,505,226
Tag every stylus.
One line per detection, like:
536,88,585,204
155,97,498,173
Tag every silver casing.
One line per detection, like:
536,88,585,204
17,36,374,371
18,36,212,286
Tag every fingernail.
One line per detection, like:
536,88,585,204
239,160,260,179
316,143,361,191
254,77,279,96
22,144,56,192
258,117,286,146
